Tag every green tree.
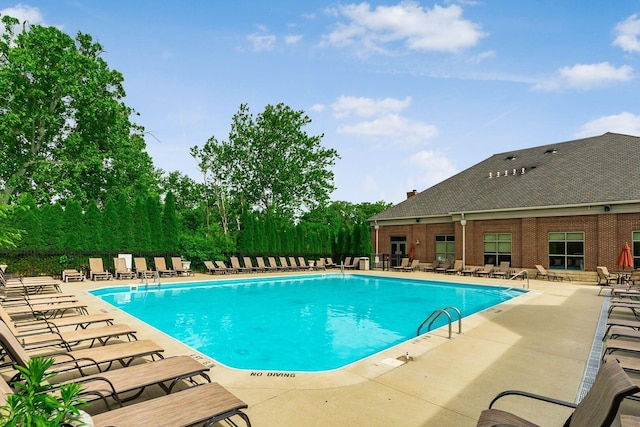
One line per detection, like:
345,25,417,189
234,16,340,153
133,195,151,252
0,203,23,249
162,192,179,251
40,203,64,251
13,195,40,249
62,200,83,251
82,200,102,251
101,197,118,252
147,195,163,250
192,103,339,222
0,15,157,206
116,194,133,251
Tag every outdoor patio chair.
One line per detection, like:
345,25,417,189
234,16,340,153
91,381,251,427
475,264,494,277
534,265,565,282
446,260,463,275
62,269,85,283
216,260,238,274
172,257,194,276
89,258,112,281
460,265,479,276
243,256,264,273
435,259,451,273
423,260,439,272
134,257,154,279
288,256,302,271
230,256,251,273
491,261,511,279
279,256,291,271
113,258,136,280
257,257,277,272
402,259,420,272
343,257,359,269
154,257,175,277
476,360,639,427
0,323,212,406
392,258,410,271
204,261,224,274
268,257,285,271
325,257,336,268
315,258,327,270
596,266,620,296
298,257,310,270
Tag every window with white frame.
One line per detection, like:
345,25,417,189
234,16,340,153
548,232,584,270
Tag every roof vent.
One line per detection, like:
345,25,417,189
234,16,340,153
544,148,557,154
505,155,516,160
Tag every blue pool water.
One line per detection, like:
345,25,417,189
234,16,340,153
90,274,525,372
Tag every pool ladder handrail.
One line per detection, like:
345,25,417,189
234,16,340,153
416,306,462,339
141,270,161,288
505,269,529,289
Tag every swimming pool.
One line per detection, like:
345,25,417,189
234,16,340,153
90,274,525,372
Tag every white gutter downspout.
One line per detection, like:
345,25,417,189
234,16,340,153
374,221,380,265
460,214,467,268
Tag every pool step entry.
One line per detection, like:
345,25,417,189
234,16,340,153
417,306,462,339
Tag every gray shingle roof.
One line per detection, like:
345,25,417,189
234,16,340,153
370,133,640,221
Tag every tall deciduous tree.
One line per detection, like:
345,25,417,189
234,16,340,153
192,103,339,223
0,15,157,206
162,192,179,251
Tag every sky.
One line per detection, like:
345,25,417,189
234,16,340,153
4,1,640,205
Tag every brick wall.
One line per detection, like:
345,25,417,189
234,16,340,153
372,212,640,272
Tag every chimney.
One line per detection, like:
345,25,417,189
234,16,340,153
406,189,418,199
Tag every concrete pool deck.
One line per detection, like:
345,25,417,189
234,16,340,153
51,269,640,426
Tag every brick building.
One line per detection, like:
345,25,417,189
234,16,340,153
369,133,640,275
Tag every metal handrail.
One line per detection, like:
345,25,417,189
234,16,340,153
506,269,529,289
416,306,462,339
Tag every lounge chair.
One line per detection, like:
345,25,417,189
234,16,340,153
134,257,154,279
279,256,291,271
91,382,251,427
113,258,136,280
62,269,85,283
315,258,327,270
343,257,359,270
298,257,311,270
288,257,302,271
154,257,175,277
476,360,639,427
230,256,251,273
534,264,564,282
402,259,420,272
491,261,511,279
216,260,238,274
475,264,494,277
203,261,224,275
257,257,277,272
435,259,451,273
392,258,410,271
89,258,112,281
341,257,352,269
597,266,620,295
460,265,479,276
172,257,194,276
446,260,463,275
0,270,61,294
243,257,264,273
325,258,336,268
423,260,440,272
0,324,211,406
3,298,88,319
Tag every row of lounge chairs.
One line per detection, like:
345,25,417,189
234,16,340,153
61,257,194,282
0,268,252,426
476,273,640,426
204,256,337,274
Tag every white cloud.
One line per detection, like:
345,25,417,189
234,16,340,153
337,113,438,143
407,150,458,189
310,103,326,112
534,62,633,91
331,95,412,118
247,26,277,51
0,4,45,25
575,112,640,138
322,1,485,55
614,14,640,53
284,34,303,45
